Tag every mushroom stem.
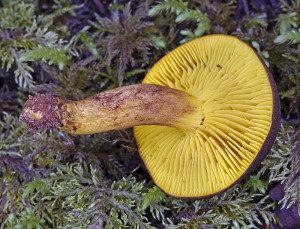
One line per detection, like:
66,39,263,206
20,84,203,134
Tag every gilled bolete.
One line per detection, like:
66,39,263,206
20,35,280,198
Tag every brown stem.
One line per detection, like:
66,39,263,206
20,84,203,135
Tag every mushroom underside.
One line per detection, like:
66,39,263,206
134,35,280,198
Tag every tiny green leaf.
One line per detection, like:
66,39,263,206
20,46,71,70
142,187,166,210
22,179,48,199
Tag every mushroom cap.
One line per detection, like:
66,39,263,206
134,35,280,198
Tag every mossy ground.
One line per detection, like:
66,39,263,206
0,0,299,228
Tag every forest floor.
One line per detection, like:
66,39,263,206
0,0,299,228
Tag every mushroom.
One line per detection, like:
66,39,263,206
20,35,280,198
